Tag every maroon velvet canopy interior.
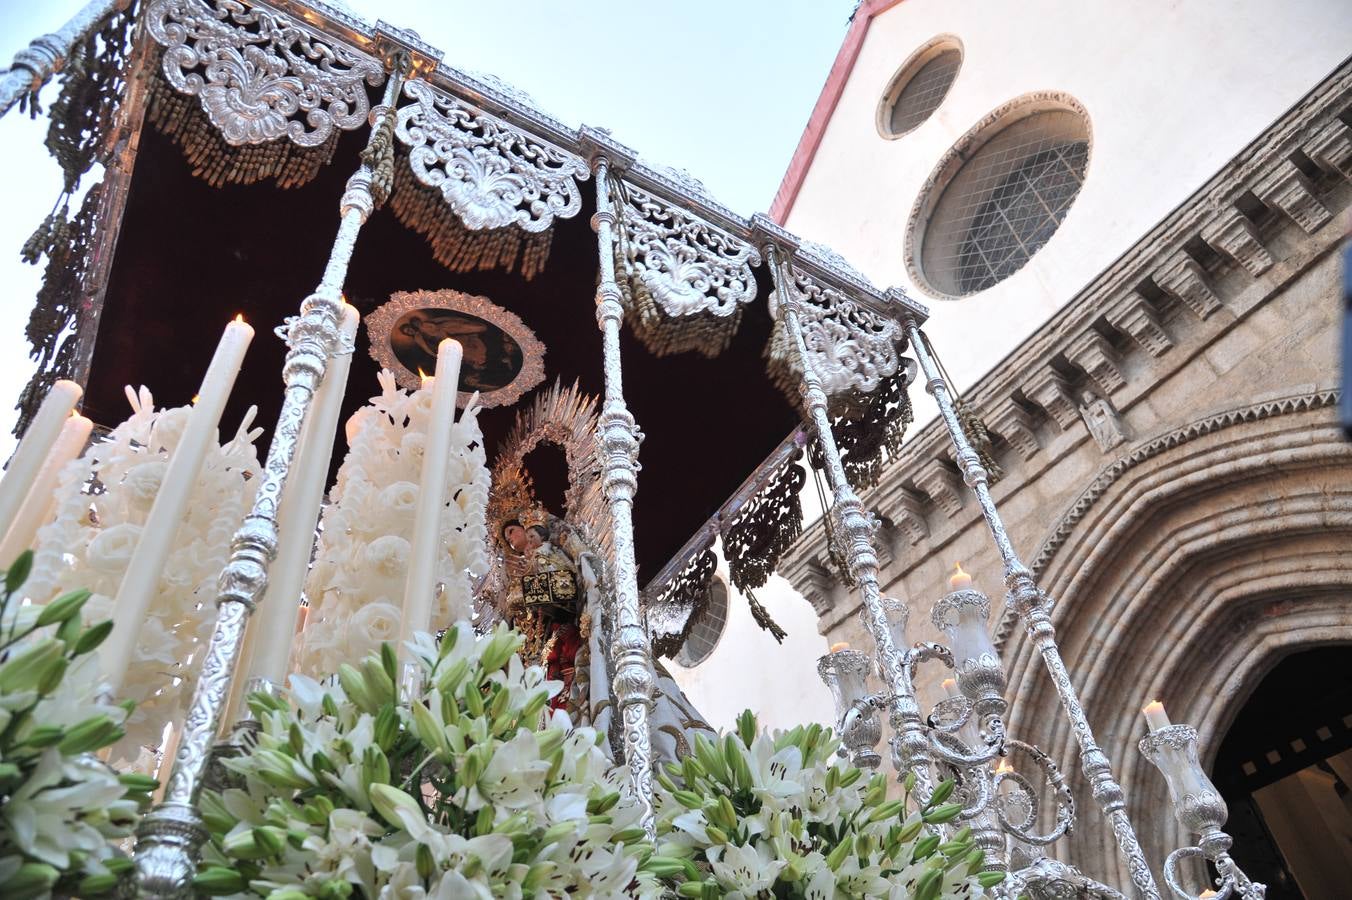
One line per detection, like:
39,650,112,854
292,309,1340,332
84,123,801,584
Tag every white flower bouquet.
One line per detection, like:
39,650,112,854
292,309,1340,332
652,710,1005,900
0,551,156,900
194,621,665,898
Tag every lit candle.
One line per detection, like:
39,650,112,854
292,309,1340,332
400,338,462,651
102,316,254,691
995,759,1014,776
0,380,81,561
948,561,972,591
1142,700,1172,732
246,304,360,688
1198,891,1217,899
941,677,961,698
829,641,851,653
0,413,93,564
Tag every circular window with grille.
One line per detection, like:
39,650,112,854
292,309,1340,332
675,578,729,668
907,94,1092,298
877,38,963,139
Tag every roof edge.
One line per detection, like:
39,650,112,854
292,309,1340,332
768,0,905,224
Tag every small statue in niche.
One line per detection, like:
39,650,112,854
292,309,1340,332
1079,389,1130,452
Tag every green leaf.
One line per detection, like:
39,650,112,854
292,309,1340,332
5,550,33,595
35,587,90,627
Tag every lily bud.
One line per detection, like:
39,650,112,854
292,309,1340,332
369,783,421,828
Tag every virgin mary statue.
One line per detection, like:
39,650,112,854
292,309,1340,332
482,381,715,763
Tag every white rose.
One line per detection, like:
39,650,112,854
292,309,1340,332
349,601,402,648
121,460,166,509
149,406,191,454
365,535,411,580
86,523,143,574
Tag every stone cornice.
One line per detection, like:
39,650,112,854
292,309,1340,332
778,59,1352,614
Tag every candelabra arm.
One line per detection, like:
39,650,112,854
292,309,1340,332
132,59,410,900
590,157,657,839
903,317,1161,900
0,0,129,119
994,739,1075,847
772,247,933,794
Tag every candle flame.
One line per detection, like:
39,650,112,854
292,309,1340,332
995,759,1014,775
418,368,432,388
952,561,967,579
829,641,851,654
234,313,245,323
191,394,200,405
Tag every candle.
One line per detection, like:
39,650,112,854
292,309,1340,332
102,316,254,691
0,380,81,563
948,561,972,591
829,641,851,653
0,413,93,564
995,759,1014,775
247,304,359,687
400,338,462,651
1199,891,1217,899
941,677,960,698
1142,700,1172,732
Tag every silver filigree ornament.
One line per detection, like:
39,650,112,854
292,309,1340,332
145,0,385,148
617,184,759,319
779,269,901,397
395,79,589,233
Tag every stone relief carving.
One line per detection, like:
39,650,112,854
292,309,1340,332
1079,390,1130,452
145,0,384,147
394,78,589,233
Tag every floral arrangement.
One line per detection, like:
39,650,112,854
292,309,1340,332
653,710,1004,899
23,386,262,758
297,371,491,677
196,622,664,898
0,552,156,900
196,621,1003,900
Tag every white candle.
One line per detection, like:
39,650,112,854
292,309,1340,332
400,338,462,651
948,561,973,591
829,641,851,654
102,316,254,691
0,413,93,564
248,304,359,687
941,677,961,699
1142,700,1172,732
0,380,82,562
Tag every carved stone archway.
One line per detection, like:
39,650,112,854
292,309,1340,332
1001,392,1352,886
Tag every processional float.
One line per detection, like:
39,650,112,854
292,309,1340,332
1,1,1267,898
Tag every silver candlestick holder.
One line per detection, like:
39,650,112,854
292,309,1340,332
1139,725,1267,900
817,648,883,769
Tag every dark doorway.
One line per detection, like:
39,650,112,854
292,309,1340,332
1211,646,1352,900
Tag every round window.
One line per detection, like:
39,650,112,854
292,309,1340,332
909,96,1091,297
675,578,729,668
878,39,962,139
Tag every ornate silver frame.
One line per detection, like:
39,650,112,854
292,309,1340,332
364,288,546,408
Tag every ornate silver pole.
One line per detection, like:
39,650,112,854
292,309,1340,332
0,0,129,119
900,313,1162,900
590,155,657,837
132,59,409,899
769,245,935,796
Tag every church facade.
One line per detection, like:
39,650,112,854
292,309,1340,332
674,1,1352,894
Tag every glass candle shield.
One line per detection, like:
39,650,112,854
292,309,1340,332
1139,724,1228,834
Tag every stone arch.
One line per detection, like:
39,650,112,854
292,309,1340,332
999,391,1352,886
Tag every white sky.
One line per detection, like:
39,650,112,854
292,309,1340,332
0,0,857,455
